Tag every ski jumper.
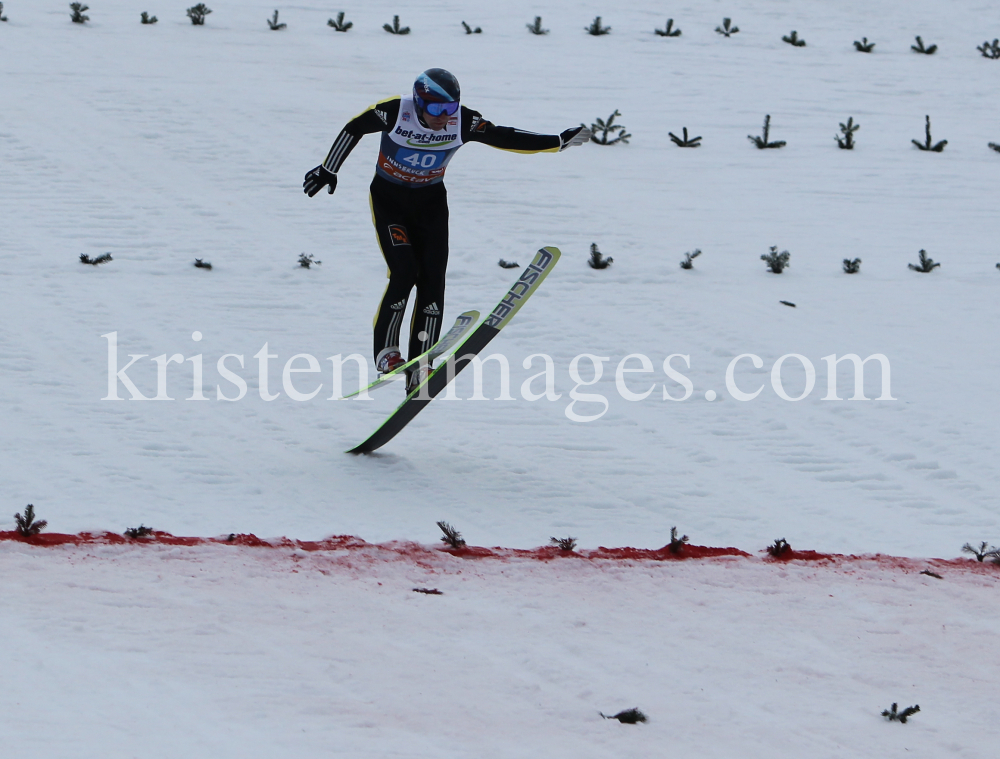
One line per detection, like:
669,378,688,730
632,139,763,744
321,96,561,364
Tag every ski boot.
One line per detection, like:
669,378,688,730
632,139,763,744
376,348,405,376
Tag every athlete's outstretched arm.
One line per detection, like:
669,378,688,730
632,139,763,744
303,98,401,197
462,108,592,153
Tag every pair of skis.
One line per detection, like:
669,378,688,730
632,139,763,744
346,246,561,454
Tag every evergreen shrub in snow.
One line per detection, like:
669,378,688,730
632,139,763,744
186,4,211,26
526,17,548,35
762,247,790,273
80,253,112,265
194,258,212,270
140,11,157,24
912,115,947,152
911,35,936,54
587,243,613,269
383,15,409,34
978,39,1000,58
961,541,1000,562
586,16,610,36
327,12,352,32
436,521,465,548
715,18,738,37
853,37,875,52
655,19,681,37
498,259,519,269
668,526,689,554
14,504,47,537
124,525,154,539
669,127,701,147
908,249,940,272
70,3,89,24
782,30,806,47
267,10,286,30
549,536,577,551
680,249,702,269
882,703,920,723
601,708,647,724
461,21,481,34
748,115,786,149
836,117,859,149
587,110,630,145
298,253,320,268
767,537,791,556
843,257,862,273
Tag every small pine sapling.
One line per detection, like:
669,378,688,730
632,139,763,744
782,30,806,47
911,35,936,54
882,703,920,723
655,19,681,37
461,21,482,34
668,526,689,554
762,247,791,273
680,249,702,269
843,258,862,273
327,12,352,32
912,115,946,152
836,116,859,149
715,18,739,37
14,505,48,537
767,537,791,556
748,115,786,149
527,17,548,35
961,541,1000,562
498,259,519,269
298,253,321,268
187,4,212,25
908,249,940,272
1,2,9,22
587,110,630,145
141,11,158,24
586,16,610,36
267,10,286,30
194,258,212,270
549,536,578,551
588,243,613,269
124,524,154,539
853,37,875,52
669,127,701,147
383,15,409,35
978,39,1000,59
80,252,112,265
436,520,466,548
601,708,647,724
70,3,89,24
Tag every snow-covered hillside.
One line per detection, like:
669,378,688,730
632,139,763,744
3,3,1000,755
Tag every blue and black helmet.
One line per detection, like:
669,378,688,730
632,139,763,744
413,69,461,116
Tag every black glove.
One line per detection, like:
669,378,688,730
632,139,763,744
303,165,337,197
559,126,592,151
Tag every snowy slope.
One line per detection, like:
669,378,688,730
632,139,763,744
3,540,1000,759
2,3,1000,553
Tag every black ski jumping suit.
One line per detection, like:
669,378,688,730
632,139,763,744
319,95,562,365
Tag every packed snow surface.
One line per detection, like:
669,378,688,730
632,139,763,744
2,1,1000,755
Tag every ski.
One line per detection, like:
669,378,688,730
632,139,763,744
347,246,561,454
339,310,480,399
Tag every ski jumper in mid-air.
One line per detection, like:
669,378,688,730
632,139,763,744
303,68,591,390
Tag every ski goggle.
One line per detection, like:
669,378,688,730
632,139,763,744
415,96,459,116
